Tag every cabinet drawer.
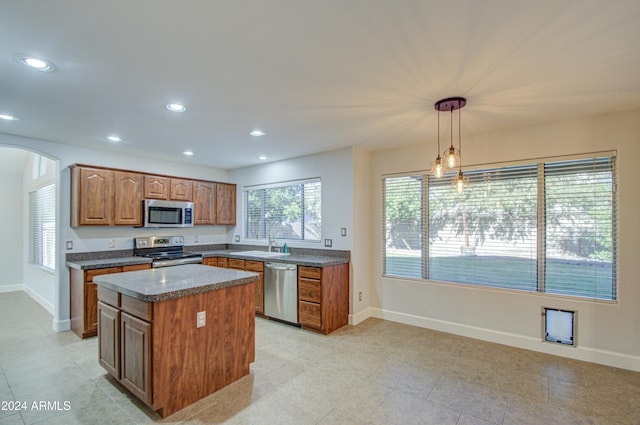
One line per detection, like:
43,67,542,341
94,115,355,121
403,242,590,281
121,294,152,322
298,278,321,303
217,257,228,268
299,301,321,329
228,258,245,270
87,267,122,282
245,260,264,272
202,257,217,267
97,286,120,307
298,266,321,280
122,264,151,272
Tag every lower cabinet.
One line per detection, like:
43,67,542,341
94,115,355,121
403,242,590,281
71,263,151,339
98,289,153,406
204,257,264,314
97,281,255,418
297,264,349,335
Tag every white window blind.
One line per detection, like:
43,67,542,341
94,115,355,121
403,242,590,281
29,184,56,271
428,164,538,291
382,154,617,301
383,175,424,278
244,179,321,242
543,157,617,300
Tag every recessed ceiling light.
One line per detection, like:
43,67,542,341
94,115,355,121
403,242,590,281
0,114,20,121
167,103,186,112
258,155,268,160
106,135,123,143
250,129,265,137
16,55,54,72
183,150,194,156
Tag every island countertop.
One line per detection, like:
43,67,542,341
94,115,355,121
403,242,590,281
93,264,259,302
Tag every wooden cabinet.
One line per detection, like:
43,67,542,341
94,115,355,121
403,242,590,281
71,166,114,226
97,279,255,417
114,171,144,225
98,287,153,407
71,164,234,226
216,183,236,225
144,175,193,201
246,261,265,315
170,178,193,201
120,311,152,405
143,175,169,199
193,181,216,225
297,264,349,334
71,264,151,339
207,258,263,313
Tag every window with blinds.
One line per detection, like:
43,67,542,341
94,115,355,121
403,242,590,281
382,154,617,301
29,184,56,271
244,179,321,242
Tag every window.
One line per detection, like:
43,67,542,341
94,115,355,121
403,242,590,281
29,184,56,271
244,179,321,242
383,155,617,301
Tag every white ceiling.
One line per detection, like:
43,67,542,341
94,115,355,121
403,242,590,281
1,1,639,170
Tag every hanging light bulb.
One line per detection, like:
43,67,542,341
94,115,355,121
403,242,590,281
444,106,460,169
450,99,469,194
429,103,444,178
431,155,444,178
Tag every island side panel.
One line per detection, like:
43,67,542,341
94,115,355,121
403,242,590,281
151,281,255,418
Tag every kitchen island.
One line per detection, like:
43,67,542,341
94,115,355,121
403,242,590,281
93,264,258,418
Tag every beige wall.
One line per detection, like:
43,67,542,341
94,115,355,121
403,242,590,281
367,108,640,371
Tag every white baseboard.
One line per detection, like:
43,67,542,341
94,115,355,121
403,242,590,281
349,307,374,326
0,284,24,293
368,307,640,372
22,286,55,316
53,318,71,332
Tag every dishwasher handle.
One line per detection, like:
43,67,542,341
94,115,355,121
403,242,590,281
266,263,297,271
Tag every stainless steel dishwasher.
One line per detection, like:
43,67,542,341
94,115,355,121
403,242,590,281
264,262,298,324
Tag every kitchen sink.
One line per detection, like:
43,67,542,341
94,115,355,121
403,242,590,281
229,250,291,258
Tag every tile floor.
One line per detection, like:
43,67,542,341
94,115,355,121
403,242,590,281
1,291,639,425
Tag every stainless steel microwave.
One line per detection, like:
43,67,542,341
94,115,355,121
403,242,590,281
143,199,194,228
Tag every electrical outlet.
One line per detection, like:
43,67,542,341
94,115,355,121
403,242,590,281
66,241,73,250
196,311,206,328
341,227,347,237
235,235,240,242
359,291,362,302
194,235,199,243
109,239,115,248
324,239,332,247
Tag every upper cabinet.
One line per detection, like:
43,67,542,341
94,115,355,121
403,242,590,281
71,164,235,227
114,171,144,226
71,166,114,226
216,183,236,225
193,181,216,225
144,176,193,201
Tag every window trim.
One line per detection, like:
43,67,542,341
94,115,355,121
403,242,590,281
382,151,618,303
242,177,322,243
28,183,56,273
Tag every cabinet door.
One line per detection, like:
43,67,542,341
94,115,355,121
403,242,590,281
74,167,115,225
114,171,144,225
98,301,120,379
216,183,236,225
255,272,264,314
193,181,216,225
202,257,218,267
170,178,193,201
121,312,152,406
85,282,99,333
144,175,169,199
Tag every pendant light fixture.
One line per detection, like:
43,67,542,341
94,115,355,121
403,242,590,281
433,97,468,193
429,105,444,178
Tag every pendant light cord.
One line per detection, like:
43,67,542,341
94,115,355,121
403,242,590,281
458,105,462,171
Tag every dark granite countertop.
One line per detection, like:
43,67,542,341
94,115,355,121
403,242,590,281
67,246,349,270
93,264,258,302
190,249,349,267
66,256,152,270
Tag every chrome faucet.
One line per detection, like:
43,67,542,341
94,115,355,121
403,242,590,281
268,233,273,252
